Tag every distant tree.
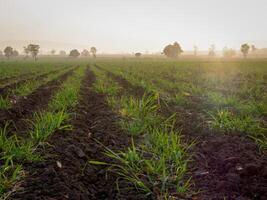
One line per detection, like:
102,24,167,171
51,49,56,55
163,42,183,58
12,50,19,57
241,43,250,58
27,44,40,61
90,47,97,58
23,46,30,58
193,45,198,56
223,47,236,58
0,51,3,56
135,52,142,57
59,50,66,56
208,45,216,57
4,46,13,59
69,49,80,58
81,49,90,57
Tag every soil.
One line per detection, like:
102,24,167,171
10,68,145,200
0,68,75,134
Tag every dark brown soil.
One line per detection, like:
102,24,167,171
191,134,267,200
10,68,145,200
0,68,75,133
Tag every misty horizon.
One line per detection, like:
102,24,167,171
1,0,267,53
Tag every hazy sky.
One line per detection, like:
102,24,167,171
0,0,267,53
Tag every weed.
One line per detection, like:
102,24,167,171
0,96,11,109
29,110,71,142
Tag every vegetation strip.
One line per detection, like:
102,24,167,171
91,66,192,199
0,66,84,199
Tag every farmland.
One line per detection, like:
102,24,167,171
0,58,266,200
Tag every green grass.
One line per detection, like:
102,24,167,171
0,96,11,109
0,124,40,196
209,109,267,150
90,119,191,198
29,111,71,142
12,80,41,97
118,94,162,136
94,78,121,96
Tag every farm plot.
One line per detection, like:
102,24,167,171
0,58,266,200
96,58,267,199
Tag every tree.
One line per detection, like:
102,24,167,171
208,45,216,57
81,49,90,57
223,47,236,58
12,50,19,57
0,51,3,56
163,42,183,58
90,47,97,58
193,45,198,56
4,46,13,59
135,52,142,57
59,50,66,56
51,49,56,55
23,46,30,58
241,43,250,58
27,44,40,60
69,49,80,58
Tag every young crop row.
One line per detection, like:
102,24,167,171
0,66,85,198
97,60,267,150
90,66,192,198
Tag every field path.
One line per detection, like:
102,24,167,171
10,68,141,200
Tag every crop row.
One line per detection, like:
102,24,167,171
90,66,192,198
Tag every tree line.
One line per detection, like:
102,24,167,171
0,42,257,60
0,44,97,60
163,42,254,58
